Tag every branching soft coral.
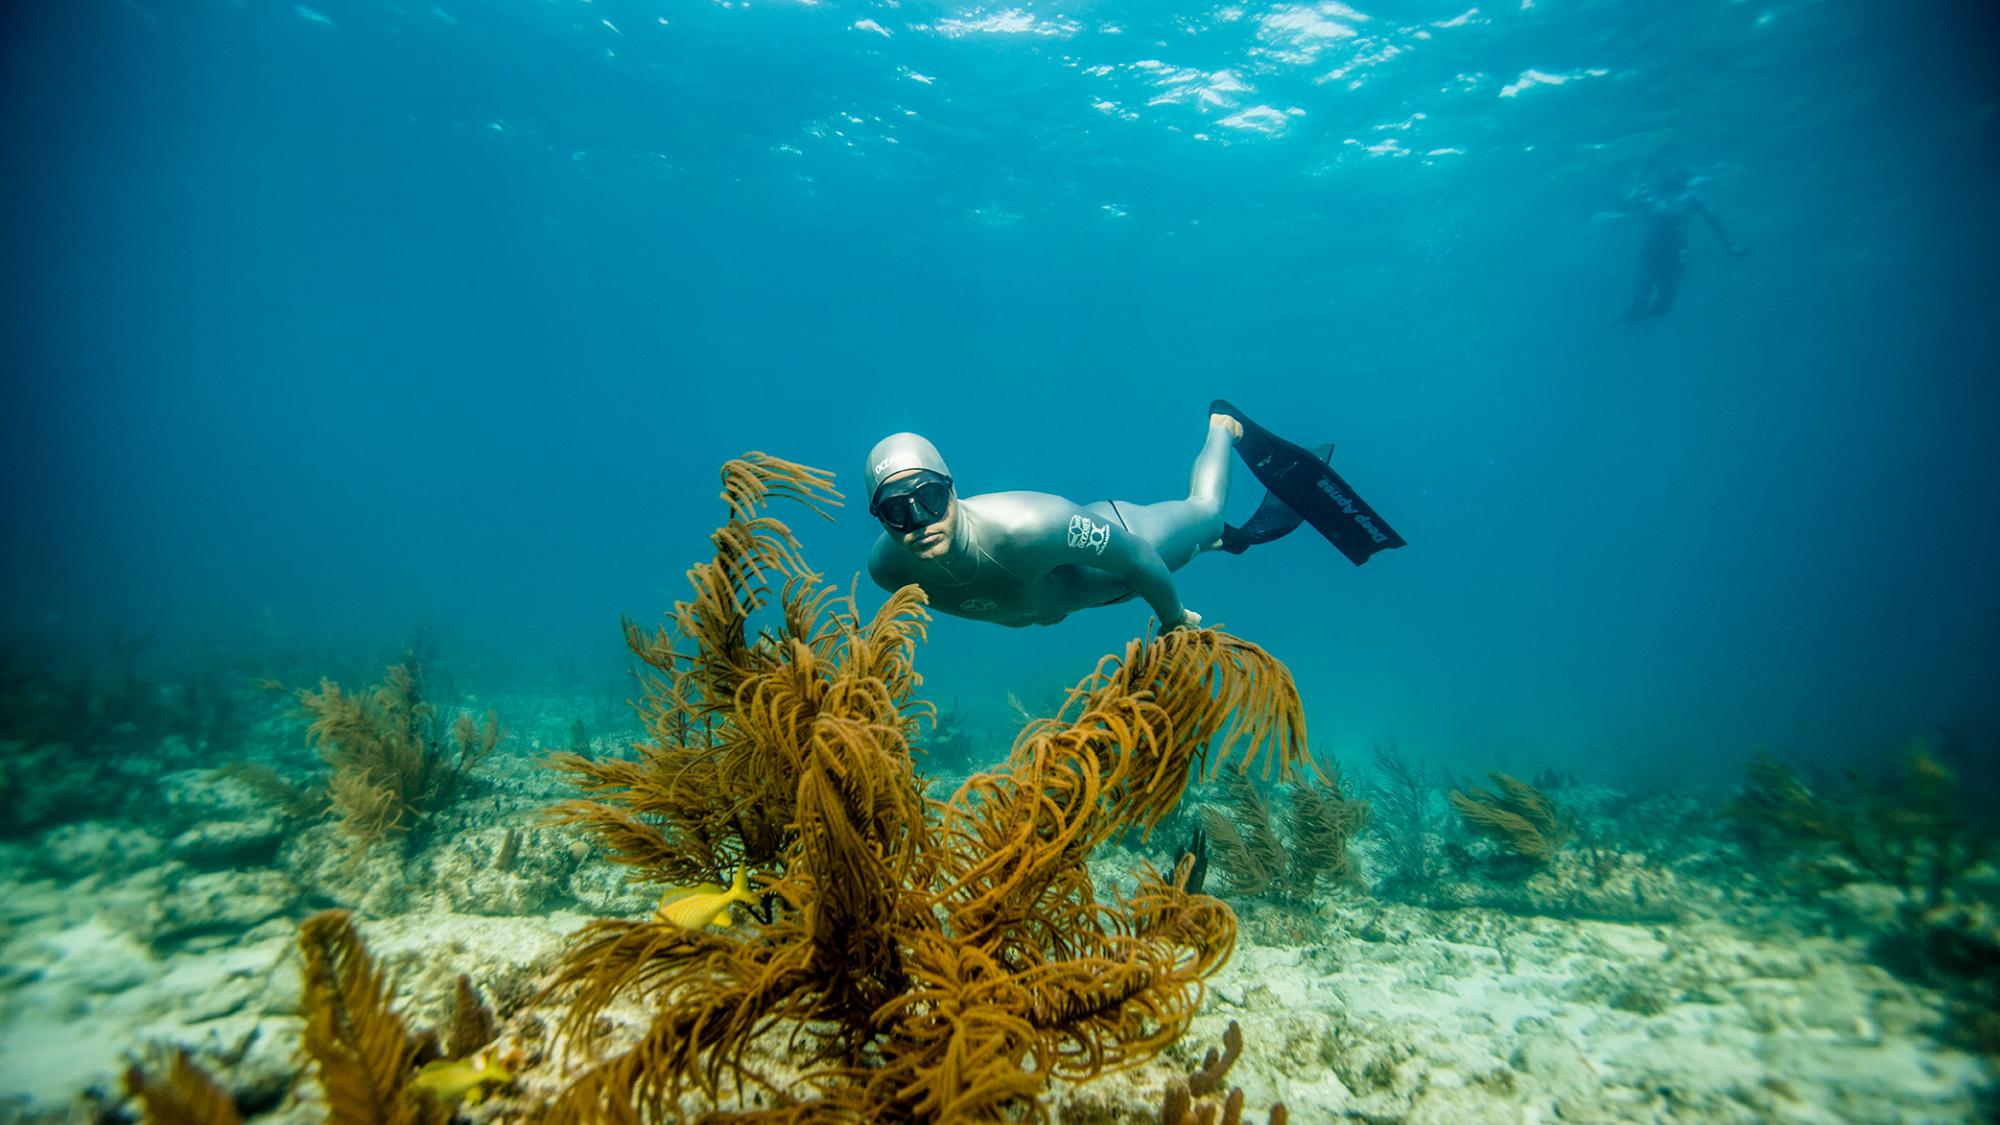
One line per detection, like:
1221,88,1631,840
299,659,500,849
124,1048,243,1125
1203,761,1370,901
299,910,446,1125
540,452,1311,1123
1287,761,1370,891
1201,772,1287,897
1448,771,1569,863
1158,1021,1289,1125
1731,747,1998,1055
1729,746,1987,908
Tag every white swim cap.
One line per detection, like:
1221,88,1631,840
863,433,951,503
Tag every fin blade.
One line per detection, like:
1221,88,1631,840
1218,403,1404,565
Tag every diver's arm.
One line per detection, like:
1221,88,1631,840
1088,529,1188,628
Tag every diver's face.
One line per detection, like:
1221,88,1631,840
898,496,956,559
876,469,957,559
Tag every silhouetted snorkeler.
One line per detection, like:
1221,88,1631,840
863,402,1405,631
1616,165,1747,325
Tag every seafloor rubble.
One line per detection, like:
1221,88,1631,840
0,693,1993,1123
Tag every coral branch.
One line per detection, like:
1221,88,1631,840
1187,1020,1243,1096
124,1049,243,1125
1449,771,1569,862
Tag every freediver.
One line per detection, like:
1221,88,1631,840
863,401,1405,631
1615,165,1748,325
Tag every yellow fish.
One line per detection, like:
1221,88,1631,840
654,865,759,929
410,1050,511,1105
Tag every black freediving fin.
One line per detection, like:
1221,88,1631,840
1218,442,1332,554
1212,398,1406,566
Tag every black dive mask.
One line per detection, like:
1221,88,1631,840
871,471,953,533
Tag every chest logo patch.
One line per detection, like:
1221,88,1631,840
1067,515,1111,555
959,597,999,612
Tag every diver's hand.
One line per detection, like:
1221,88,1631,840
1209,413,1244,442
1165,608,1203,633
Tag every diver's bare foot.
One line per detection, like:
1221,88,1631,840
1210,412,1243,442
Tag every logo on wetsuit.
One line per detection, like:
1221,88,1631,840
960,597,999,612
1067,515,1111,555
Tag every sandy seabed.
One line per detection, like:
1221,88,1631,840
1,695,1992,1123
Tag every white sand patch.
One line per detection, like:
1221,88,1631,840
0,914,295,1107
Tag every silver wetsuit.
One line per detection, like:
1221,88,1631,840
865,424,1234,627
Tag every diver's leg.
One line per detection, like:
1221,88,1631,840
1107,420,1235,572
1187,415,1234,509
1618,257,1654,323
1649,257,1684,317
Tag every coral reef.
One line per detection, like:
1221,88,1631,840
1729,746,1987,908
299,909,450,1124
1286,762,1370,893
0,641,281,838
1448,771,1570,864
125,1047,244,1125
1201,763,1369,903
299,660,502,851
1423,843,1688,923
1871,900,2000,1057
5,490,1996,1121
1388,781,1699,923
1201,772,1287,898
446,973,497,1060
916,698,983,774
538,453,1310,1121
3,699,1995,1120
1729,746,1999,1058
1157,1021,1288,1125
102,907,523,1124
1365,741,1442,896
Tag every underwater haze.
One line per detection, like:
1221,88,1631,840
7,2,2000,1121
5,0,1998,776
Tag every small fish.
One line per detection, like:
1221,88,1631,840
410,1050,511,1105
654,865,759,929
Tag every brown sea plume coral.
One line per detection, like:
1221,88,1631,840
124,1048,244,1125
298,910,513,1122
1728,746,1986,907
1449,771,1569,863
1200,761,1369,901
541,452,1310,1122
299,659,500,849
298,910,447,1125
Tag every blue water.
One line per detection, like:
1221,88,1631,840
3,0,1995,781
